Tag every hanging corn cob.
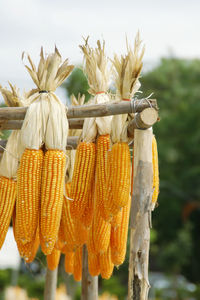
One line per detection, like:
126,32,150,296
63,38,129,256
110,195,131,266
18,47,74,255
46,247,61,271
69,96,97,220
80,39,112,220
104,33,144,218
0,84,29,250
152,134,159,209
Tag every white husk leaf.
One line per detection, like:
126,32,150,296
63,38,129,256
0,131,21,178
0,84,31,177
80,39,112,135
44,94,68,150
111,32,145,142
21,47,74,150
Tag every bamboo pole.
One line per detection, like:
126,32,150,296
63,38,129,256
44,267,58,300
128,128,153,300
0,99,157,120
81,245,98,300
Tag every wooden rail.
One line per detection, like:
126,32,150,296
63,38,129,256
0,99,158,120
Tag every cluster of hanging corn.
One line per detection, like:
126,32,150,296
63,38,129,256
0,34,159,282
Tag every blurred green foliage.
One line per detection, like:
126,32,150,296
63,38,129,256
141,58,200,282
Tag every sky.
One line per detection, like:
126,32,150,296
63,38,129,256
0,0,199,101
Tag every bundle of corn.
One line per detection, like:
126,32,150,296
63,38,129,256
69,97,97,222
80,39,112,265
17,47,74,255
104,33,144,220
0,84,30,250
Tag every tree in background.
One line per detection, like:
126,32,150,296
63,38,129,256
141,58,200,282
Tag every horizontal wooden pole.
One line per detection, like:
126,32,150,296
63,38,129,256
0,136,79,153
0,119,84,130
0,99,157,121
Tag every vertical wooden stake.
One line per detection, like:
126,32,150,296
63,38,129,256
81,245,98,300
128,128,153,300
44,267,58,300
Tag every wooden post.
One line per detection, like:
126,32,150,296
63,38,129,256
81,245,98,300
128,128,153,300
44,267,58,300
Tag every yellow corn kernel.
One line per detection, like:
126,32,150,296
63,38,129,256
58,182,76,252
47,248,61,271
64,251,74,274
110,196,131,266
70,142,96,218
88,252,100,277
16,149,43,245
111,142,131,208
152,135,159,204
95,134,111,219
40,150,66,255
99,246,114,279
73,246,82,282
0,177,16,249
93,207,111,254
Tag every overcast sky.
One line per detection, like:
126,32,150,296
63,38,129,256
0,0,199,101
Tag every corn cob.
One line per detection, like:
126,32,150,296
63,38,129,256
152,135,159,204
16,149,43,245
111,142,131,209
0,177,16,249
64,251,74,274
99,246,114,279
88,252,100,276
93,208,111,254
95,134,111,219
57,182,76,252
73,246,82,282
110,196,131,266
47,248,61,271
70,142,96,218
40,149,66,255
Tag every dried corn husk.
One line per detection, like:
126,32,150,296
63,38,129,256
111,32,145,143
0,84,31,178
21,47,74,151
80,38,112,136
